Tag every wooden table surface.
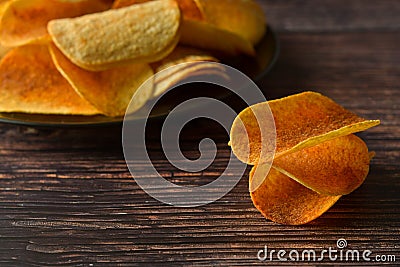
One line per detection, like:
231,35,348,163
1,1,399,266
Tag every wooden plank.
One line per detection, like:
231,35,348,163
260,0,400,32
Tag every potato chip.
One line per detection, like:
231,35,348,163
250,166,341,225
48,0,180,71
0,0,112,47
153,46,217,73
0,44,99,115
154,62,228,98
50,43,154,117
113,0,204,20
272,134,370,196
230,92,380,165
194,0,266,45
180,19,255,56
152,46,221,97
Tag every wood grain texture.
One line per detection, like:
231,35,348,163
263,0,400,32
0,0,399,266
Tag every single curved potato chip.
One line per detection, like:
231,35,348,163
113,0,204,20
195,0,266,45
250,166,341,225
0,0,111,47
152,46,220,97
153,46,217,73
48,0,180,71
272,134,370,196
180,19,255,56
230,92,380,165
50,43,154,117
154,62,228,98
0,44,99,115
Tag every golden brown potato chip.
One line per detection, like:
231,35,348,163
0,0,112,47
250,166,341,225
48,0,180,71
50,43,154,117
230,92,380,165
154,62,228,98
195,0,266,45
180,19,255,56
0,44,99,115
153,46,216,73
113,0,204,20
152,46,220,97
272,134,370,196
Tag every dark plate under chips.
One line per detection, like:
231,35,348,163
0,26,279,127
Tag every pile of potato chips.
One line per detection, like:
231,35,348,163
0,0,266,117
230,92,380,225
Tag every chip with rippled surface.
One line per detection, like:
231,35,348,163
48,0,181,71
